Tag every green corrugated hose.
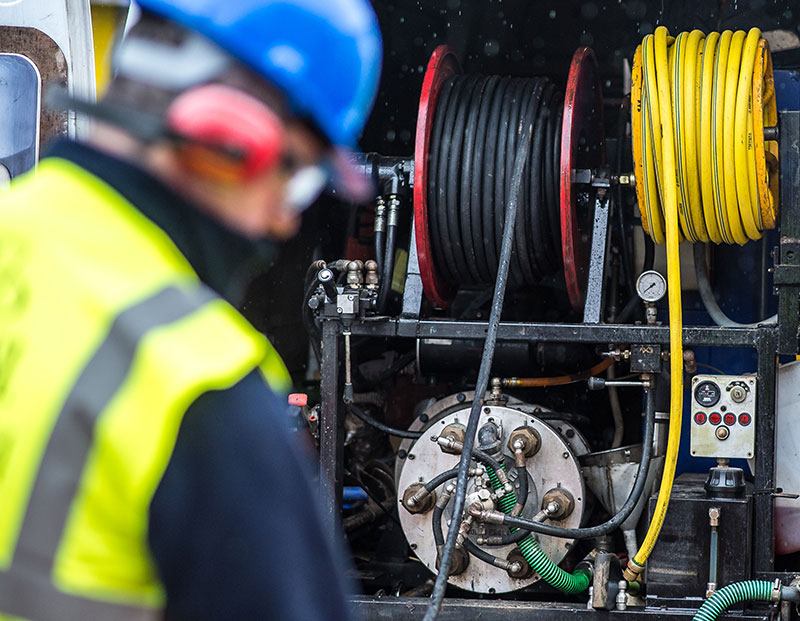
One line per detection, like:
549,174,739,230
486,466,590,594
693,581,774,621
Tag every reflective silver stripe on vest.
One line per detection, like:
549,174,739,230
0,285,218,620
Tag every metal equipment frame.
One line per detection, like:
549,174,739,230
315,110,800,619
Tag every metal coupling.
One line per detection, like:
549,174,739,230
485,377,508,405
364,259,379,290
387,195,400,227
773,578,784,603
454,514,474,550
623,562,645,583
708,506,721,527
345,260,363,289
433,423,466,455
616,581,628,611
588,376,650,390
468,506,506,525
402,482,435,514
374,197,386,233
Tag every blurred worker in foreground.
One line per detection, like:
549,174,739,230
0,1,381,619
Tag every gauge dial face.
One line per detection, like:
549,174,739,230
636,270,667,302
694,380,721,408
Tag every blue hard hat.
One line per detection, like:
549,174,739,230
133,0,383,149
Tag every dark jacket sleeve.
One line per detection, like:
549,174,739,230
148,370,355,621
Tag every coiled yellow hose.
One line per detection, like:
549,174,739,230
625,26,777,581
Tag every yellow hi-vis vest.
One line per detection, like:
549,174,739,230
0,157,291,620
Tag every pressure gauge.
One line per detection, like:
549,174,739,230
694,380,721,408
636,270,667,303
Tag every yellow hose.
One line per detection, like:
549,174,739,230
625,26,777,581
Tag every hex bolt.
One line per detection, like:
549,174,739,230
507,427,541,458
542,488,575,520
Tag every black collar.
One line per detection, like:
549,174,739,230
44,140,277,306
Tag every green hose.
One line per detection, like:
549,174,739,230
486,466,590,594
693,581,774,621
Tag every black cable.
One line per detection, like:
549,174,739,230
498,385,656,539
424,84,536,621
374,228,385,280
377,206,397,313
347,403,422,439
463,538,507,569
425,468,458,493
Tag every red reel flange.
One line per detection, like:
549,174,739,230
560,47,606,311
414,45,461,310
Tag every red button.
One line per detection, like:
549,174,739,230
709,412,722,425
289,393,308,407
738,413,752,426
723,413,736,425
694,412,707,425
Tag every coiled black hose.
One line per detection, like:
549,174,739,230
427,74,563,289
424,78,537,621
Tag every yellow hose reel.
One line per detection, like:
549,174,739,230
624,26,777,582
632,26,778,245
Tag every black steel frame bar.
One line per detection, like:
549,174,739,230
347,317,773,347
319,319,344,545
777,110,800,355
351,596,771,620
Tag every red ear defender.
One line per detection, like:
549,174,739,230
165,84,285,182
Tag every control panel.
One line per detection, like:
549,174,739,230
690,374,756,459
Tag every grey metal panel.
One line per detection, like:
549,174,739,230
0,53,39,178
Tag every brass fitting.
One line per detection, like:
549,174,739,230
402,482,435,514
506,549,534,579
623,562,645,583
437,423,466,455
507,426,541,458
541,488,575,520
436,546,470,576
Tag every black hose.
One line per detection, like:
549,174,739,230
347,403,422,439
463,538,508,569
425,468,458,493
499,385,656,539
377,201,398,314
374,228,385,278
424,82,536,621
427,74,562,290
432,502,445,547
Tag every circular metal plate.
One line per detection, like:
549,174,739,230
560,46,606,311
396,404,585,594
414,45,461,310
